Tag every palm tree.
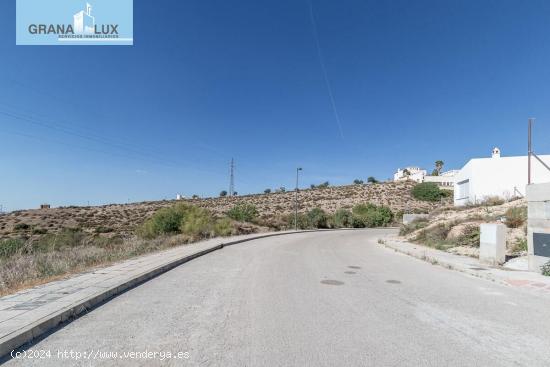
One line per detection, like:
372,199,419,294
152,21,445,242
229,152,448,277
434,160,444,176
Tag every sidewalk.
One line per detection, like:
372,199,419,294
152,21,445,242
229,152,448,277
380,236,550,299
0,230,308,358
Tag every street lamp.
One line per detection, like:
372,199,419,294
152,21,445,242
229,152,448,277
295,167,303,231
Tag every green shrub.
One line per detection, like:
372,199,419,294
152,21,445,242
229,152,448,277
32,228,48,235
137,203,219,239
505,206,527,228
0,238,26,258
286,213,310,229
307,208,329,229
541,261,550,276
414,223,453,250
353,179,364,185
32,228,87,252
95,226,113,234
213,218,234,237
453,225,480,247
264,189,271,194
399,218,429,236
219,190,228,197
411,183,446,202
14,223,30,231
352,204,393,228
180,206,214,237
332,209,353,228
137,205,187,238
512,236,528,253
227,203,258,222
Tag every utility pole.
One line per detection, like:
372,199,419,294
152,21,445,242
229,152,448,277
295,167,303,231
229,158,235,196
528,118,534,185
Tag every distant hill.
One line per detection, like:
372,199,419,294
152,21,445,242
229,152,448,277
0,181,447,239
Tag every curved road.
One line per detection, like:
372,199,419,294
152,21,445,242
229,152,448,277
6,229,550,366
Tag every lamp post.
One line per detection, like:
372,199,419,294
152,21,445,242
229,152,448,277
295,167,302,231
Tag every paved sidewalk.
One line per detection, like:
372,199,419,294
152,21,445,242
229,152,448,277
0,230,305,358
379,236,550,299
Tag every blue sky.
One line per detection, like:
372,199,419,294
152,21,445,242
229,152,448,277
2,0,550,211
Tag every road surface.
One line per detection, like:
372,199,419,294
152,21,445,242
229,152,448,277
5,229,550,366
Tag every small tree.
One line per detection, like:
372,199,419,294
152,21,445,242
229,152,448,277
310,184,316,189
192,194,199,199
367,176,378,184
307,208,328,228
264,188,271,194
227,203,258,222
318,181,330,188
279,187,286,193
435,160,444,175
219,190,228,197
353,179,364,185
411,183,445,202
233,192,238,196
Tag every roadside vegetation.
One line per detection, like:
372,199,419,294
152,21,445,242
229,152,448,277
287,204,394,230
411,182,452,202
398,197,528,258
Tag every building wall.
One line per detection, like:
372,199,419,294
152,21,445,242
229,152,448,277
454,155,550,206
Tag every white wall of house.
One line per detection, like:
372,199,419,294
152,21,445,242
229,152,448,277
394,167,427,183
454,151,550,206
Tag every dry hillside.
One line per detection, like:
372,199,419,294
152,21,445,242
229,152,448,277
1,181,443,239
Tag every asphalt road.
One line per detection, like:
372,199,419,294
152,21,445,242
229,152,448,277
5,229,550,367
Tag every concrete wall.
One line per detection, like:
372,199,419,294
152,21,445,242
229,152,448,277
527,182,550,273
454,155,550,206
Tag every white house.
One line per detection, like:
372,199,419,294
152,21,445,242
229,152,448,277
394,167,427,183
424,170,459,188
454,147,550,206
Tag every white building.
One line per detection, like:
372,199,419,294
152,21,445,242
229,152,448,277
424,170,460,188
394,166,458,187
74,3,95,34
454,147,550,206
394,167,427,183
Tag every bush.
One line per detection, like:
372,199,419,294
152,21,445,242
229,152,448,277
286,213,310,229
352,204,393,228
307,208,328,229
220,190,228,197
411,183,446,202
367,177,378,184
14,223,30,231
180,206,214,237
264,189,271,194
399,218,429,236
512,236,528,253
505,206,527,228
0,238,26,258
332,209,353,228
353,179,363,185
137,205,187,238
227,203,258,222
479,196,505,206
453,225,480,247
137,203,219,239
541,261,550,276
213,218,234,237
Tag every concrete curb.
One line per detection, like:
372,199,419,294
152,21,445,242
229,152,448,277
0,228,363,358
378,238,550,293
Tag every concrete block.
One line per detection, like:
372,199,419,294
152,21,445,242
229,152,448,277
526,182,550,202
479,224,506,266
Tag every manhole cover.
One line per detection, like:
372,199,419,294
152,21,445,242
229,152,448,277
348,266,361,269
321,280,345,286
344,271,356,274
386,280,401,284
